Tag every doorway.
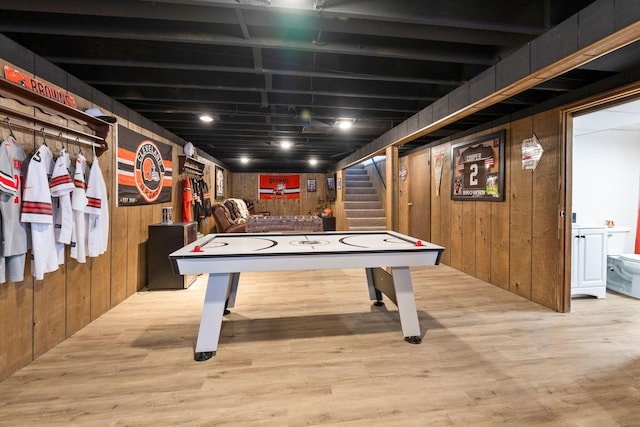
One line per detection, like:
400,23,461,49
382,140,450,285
569,95,640,302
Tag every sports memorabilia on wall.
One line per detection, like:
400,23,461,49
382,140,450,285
451,130,505,201
116,125,173,206
258,174,301,200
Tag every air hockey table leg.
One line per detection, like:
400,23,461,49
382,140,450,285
365,267,385,306
194,272,232,361
391,266,422,344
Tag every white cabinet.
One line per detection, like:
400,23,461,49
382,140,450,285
571,226,607,298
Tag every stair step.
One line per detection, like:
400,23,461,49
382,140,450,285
345,208,385,218
346,181,373,187
344,194,380,202
345,175,370,181
344,201,382,209
344,166,385,232
345,187,376,195
348,217,386,227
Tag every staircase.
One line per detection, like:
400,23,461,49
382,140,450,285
344,165,386,231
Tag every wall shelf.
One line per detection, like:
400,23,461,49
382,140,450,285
178,155,206,176
0,77,110,155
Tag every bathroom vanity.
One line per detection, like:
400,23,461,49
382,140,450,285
571,225,607,298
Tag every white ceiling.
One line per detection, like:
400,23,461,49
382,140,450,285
574,98,640,137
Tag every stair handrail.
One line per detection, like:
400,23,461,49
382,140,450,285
370,157,386,189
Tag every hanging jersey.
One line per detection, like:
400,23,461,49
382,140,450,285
50,149,75,243
183,177,193,222
86,154,109,257
71,153,88,263
202,179,212,217
0,136,28,255
21,144,58,280
50,149,75,265
0,136,28,283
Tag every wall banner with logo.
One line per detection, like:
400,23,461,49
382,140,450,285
258,174,300,200
116,125,173,206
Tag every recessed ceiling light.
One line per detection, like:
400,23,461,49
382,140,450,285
240,157,249,164
336,119,352,129
280,140,292,149
199,114,214,122
309,158,318,166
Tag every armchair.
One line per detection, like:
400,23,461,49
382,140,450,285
212,204,246,233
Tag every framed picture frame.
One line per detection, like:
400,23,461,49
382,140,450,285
307,178,316,192
451,130,505,201
327,176,335,191
215,166,224,200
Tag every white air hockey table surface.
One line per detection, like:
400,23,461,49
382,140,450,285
170,230,444,361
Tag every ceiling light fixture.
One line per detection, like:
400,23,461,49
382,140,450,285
336,119,353,130
280,140,293,149
199,114,214,122
240,157,249,164
309,158,318,166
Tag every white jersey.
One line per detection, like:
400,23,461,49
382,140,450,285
21,144,58,280
50,149,75,264
85,154,109,257
0,136,28,283
70,152,88,263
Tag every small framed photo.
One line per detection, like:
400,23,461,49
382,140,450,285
451,130,505,201
215,166,225,200
307,178,317,192
327,177,335,191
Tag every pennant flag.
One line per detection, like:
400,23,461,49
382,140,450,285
259,174,300,200
116,125,173,206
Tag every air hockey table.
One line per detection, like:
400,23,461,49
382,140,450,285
169,230,444,361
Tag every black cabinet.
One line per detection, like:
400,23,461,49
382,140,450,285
147,222,198,290
322,216,336,231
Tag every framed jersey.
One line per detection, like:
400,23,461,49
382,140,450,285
451,130,505,201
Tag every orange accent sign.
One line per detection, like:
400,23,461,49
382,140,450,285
3,65,77,108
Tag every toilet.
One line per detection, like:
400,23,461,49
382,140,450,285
606,227,640,298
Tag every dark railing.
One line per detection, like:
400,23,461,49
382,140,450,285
370,157,386,189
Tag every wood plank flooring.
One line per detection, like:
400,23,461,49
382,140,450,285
1,265,639,426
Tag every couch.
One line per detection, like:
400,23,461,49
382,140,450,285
212,203,246,233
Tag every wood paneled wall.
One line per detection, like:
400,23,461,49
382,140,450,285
427,111,564,311
0,59,223,380
230,172,334,217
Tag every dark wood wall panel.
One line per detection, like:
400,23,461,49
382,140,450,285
0,281,33,376
32,269,65,358
475,201,492,283
408,150,431,241
531,110,562,309
110,194,128,307
490,133,511,290
398,157,410,234
126,207,141,297
461,201,476,276
66,260,91,337
508,119,534,299
449,199,464,271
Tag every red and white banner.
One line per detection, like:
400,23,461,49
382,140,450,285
258,174,300,200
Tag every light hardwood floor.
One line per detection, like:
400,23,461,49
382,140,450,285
1,265,639,426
